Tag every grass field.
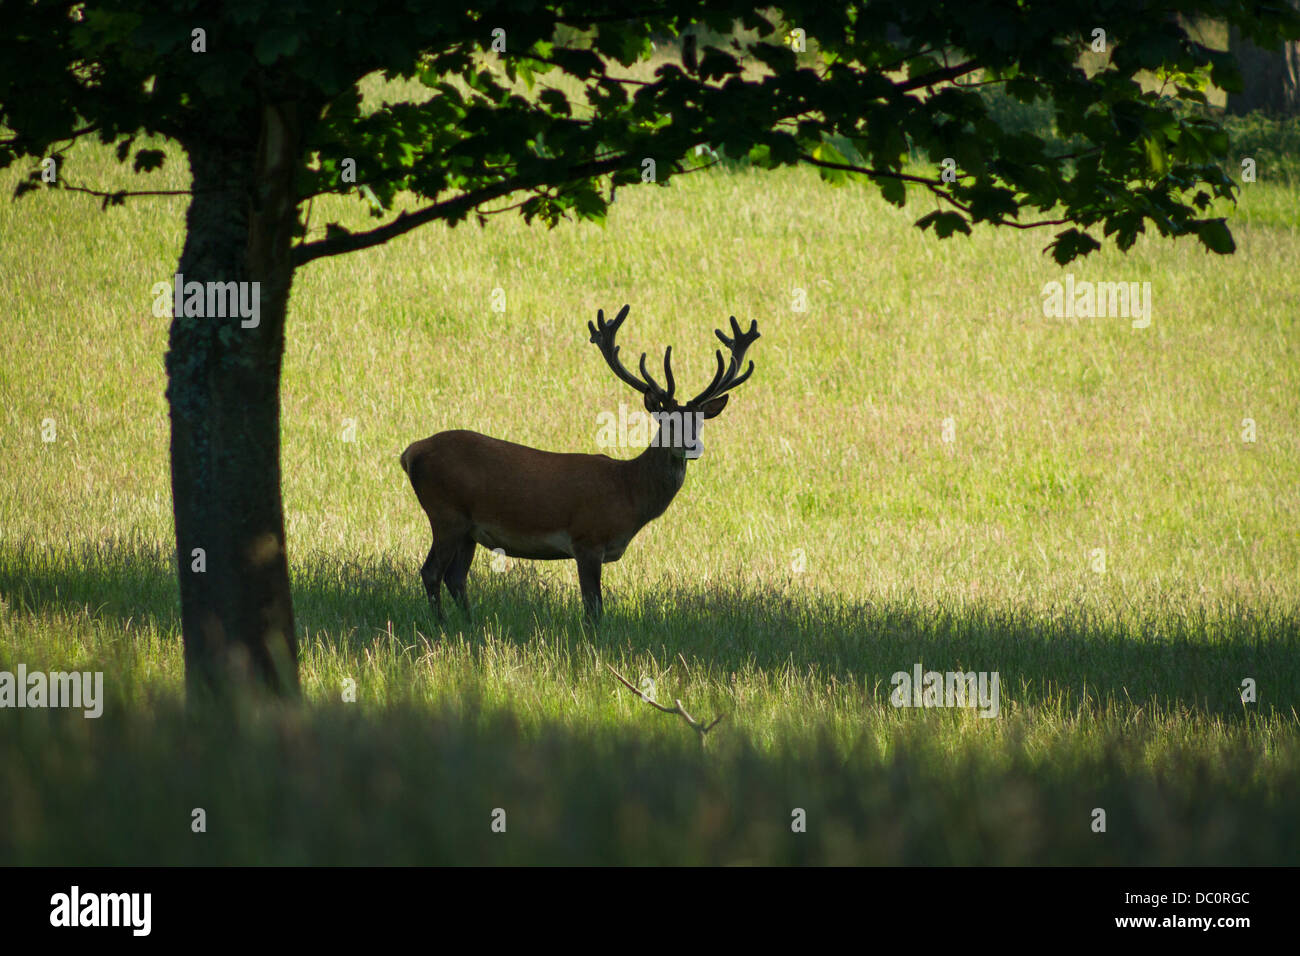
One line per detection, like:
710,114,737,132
1,109,1298,863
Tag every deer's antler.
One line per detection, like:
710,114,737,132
589,304,676,404
690,315,760,406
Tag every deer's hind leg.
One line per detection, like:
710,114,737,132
443,536,477,615
421,521,469,622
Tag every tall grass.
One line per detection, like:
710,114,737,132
1,105,1297,862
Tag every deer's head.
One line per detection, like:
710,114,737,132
589,304,760,460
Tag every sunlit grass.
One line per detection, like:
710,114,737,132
0,105,1297,862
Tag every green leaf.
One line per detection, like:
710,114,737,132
1144,136,1168,177
516,60,536,91
811,140,849,184
906,56,940,81
1047,229,1101,265
915,210,971,238
878,176,906,207
571,185,607,226
538,88,570,116
1197,219,1235,255
132,149,165,174
254,29,301,66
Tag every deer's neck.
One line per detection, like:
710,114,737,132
628,443,687,525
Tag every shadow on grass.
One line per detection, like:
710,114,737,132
2,537,1297,719
1,690,1297,865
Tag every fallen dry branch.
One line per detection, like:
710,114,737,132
606,663,724,745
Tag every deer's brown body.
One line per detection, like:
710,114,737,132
402,305,758,622
400,430,685,562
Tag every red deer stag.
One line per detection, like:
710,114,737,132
400,304,760,623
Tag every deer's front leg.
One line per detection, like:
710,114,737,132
575,551,603,624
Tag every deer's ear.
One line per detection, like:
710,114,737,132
698,394,729,419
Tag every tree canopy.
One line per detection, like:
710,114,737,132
8,2,1298,260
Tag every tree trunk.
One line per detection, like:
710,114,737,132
166,102,304,703
1227,10,1300,116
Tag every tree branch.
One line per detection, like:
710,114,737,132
296,142,622,204
797,153,1072,229
60,182,195,199
606,663,723,745
37,180,197,210
293,154,630,266
896,60,981,92
0,124,100,152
